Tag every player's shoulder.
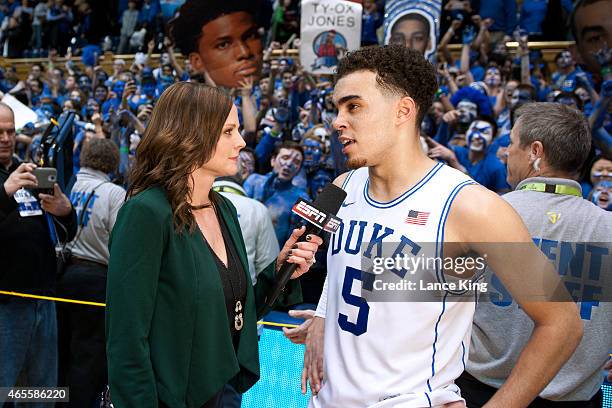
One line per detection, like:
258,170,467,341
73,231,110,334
333,168,367,189
447,183,526,240
453,183,512,216
333,172,350,188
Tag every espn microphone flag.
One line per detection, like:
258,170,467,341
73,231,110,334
292,199,342,233
405,210,429,225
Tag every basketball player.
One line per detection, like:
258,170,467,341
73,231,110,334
290,46,583,407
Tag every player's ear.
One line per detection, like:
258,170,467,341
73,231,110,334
395,96,416,126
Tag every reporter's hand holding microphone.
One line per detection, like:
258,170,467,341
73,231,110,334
277,225,323,279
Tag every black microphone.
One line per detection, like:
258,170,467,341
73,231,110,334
257,183,347,318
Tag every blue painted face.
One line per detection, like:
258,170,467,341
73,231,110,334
484,67,501,87
94,86,108,103
41,103,55,115
86,100,99,118
302,138,323,168
79,76,92,91
557,51,573,69
591,180,612,211
457,100,478,124
467,120,493,152
112,80,126,99
511,88,534,110
273,148,303,181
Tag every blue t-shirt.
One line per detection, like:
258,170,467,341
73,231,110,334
488,133,511,158
496,108,511,138
580,180,593,199
361,11,382,44
552,69,578,91
453,146,510,192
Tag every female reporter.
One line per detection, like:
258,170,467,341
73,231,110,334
105,82,322,408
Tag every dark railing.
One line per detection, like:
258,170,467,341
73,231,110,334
0,41,573,81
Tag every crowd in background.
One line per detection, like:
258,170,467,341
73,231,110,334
0,0,590,58
0,0,186,57
2,0,610,224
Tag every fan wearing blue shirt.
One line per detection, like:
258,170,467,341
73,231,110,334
244,142,311,246
456,118,510,193
432,117,510,193
361,0,382,46
490,83,538,160
551,51,584,91
478,0,518,41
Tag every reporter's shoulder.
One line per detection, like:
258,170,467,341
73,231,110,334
120,186,172,220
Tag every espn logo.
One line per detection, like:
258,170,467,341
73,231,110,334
323,216,341,233
292,199,342,234
293,200,327,226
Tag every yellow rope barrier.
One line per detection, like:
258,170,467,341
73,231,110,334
0,291,106,307
0,291,300,329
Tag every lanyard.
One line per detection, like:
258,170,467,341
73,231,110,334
213,185,246,197
518,182,581,197
46,213,58,246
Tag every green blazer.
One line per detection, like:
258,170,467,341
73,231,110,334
105,187,301,408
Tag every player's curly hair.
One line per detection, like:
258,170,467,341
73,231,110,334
169,0,258,55
335,45,437,127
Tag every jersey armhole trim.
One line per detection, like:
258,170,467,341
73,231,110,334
341,170,356,190
434,180,477,293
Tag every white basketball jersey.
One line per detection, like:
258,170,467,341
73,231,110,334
311,163,478,408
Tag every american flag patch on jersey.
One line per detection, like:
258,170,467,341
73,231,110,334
405,210,429,225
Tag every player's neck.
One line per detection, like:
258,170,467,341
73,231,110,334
367,143,435,202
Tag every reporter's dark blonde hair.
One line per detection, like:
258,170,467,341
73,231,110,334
127,81,233,233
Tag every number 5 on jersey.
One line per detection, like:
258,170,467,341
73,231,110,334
338,266,370,336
